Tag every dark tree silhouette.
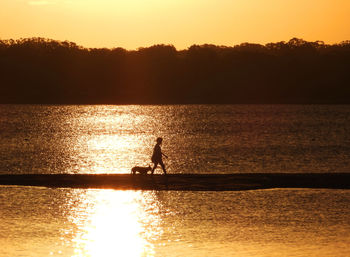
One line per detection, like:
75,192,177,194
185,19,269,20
0,37,350,104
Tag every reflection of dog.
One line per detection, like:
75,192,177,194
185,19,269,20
131,165,152,175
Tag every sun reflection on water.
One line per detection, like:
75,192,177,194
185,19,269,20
66,190,162,257
86,135,138,174
78,107,153,174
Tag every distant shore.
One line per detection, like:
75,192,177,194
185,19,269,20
0,173,349,191
1,38,350,104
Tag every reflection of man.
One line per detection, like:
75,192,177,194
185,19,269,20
151,137,168,175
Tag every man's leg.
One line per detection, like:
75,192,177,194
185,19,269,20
151,162,158,174
159,160,167,174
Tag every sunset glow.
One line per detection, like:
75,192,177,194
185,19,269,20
67,190,160,257
1,0,350,49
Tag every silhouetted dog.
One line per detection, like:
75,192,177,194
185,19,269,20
131,165,152,175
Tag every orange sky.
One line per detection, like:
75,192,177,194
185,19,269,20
1,0,350,49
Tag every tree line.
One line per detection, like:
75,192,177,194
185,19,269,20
1,37,350,104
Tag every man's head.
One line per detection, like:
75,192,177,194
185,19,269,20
156,137,163,144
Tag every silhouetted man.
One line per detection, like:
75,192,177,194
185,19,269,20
151,137,168,174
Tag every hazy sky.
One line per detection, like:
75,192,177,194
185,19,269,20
1,0,350,49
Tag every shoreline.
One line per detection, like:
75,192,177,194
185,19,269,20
0,173,350,191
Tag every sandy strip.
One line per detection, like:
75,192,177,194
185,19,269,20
0,173,349,191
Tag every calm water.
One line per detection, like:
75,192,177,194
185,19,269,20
1,104,350,174
1,187,350,257
1,104,350,256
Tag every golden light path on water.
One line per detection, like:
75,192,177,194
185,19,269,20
58,107,165,256
64,190,162,257
74,106,157,174
86,135,134,174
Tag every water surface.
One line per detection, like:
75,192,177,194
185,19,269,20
0,186,349,257
1,105,349,174
1,104,350,256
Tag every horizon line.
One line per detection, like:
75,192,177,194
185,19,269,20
1,36,350,51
